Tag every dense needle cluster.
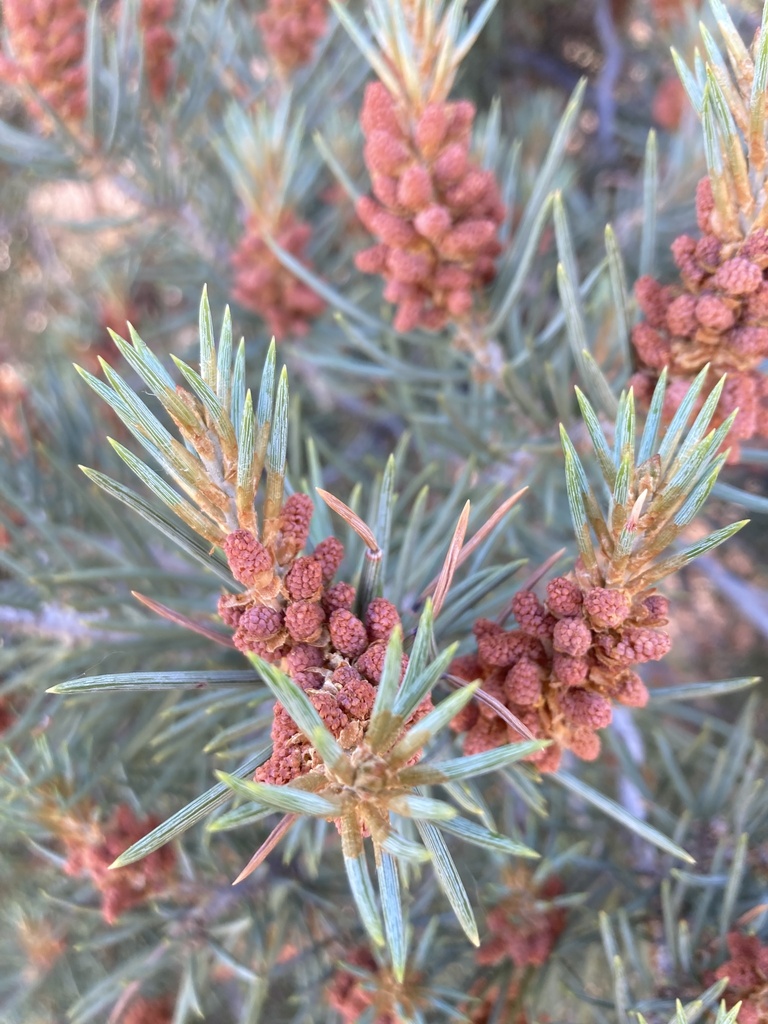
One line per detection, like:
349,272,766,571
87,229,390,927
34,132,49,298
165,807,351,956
631,179,768,459
231,212,326,339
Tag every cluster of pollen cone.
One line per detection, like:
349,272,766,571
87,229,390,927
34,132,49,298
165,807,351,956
632,178,768,460
0,0,176,133
60,805,176,925
257,0,330,76
231,213,326,340
355,82,505,333
451,573,667,773
218,495,431,786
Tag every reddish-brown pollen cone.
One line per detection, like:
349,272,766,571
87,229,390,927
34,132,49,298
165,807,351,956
329,608,369,658
630,175,768,460
277,493,315,561
140,0,176,101
364,597,402,642
652,75,688,131
583,587,631,629
512,590,555,638
121,994,175,1024
713,932,768,1024
224,530,273,587
356,640,408,685
335,670,377,721
0,0,87,130
477,873,566,969
313,536,345,582
284,600,326,643
452,574,672,771
323,581,356,614
552,617,593,657
324,947,381,1023
546,576,583,616
355,83,505,333
615,671,650,707
560,688,612,729
504,658,542,706
63,806,176,925
239,604,284,639
257,0,329,75
286,556,324,601
232,212,325,340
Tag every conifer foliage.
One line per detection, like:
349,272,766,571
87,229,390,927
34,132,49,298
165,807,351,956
0,1,767,1023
